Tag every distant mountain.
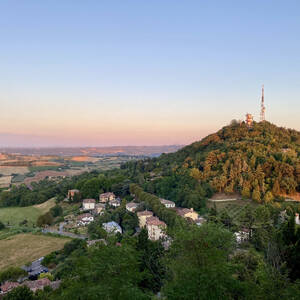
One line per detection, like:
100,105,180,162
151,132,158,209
131,121,300,205
0,145,183,157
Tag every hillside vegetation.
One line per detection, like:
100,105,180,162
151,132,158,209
126,121,300,209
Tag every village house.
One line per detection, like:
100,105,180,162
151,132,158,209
126,202,139,212
103,221,122,234
160,198,175,208
137,210,153,228
77,213,94,226
175,207,199,221
94,203,106,215
82,199,96,211
68,189,80,201
146,216,167,241
109,198,121,208
99,192,116,203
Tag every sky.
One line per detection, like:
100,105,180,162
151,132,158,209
0,1,299,147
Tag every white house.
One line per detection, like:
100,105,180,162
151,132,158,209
77,213,94,226
103,221,122,234
126,202,139,212
82,199,96,211
160,198,175,208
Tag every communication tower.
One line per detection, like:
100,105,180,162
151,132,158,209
260,85,266,122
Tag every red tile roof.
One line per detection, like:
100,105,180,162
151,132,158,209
137,210,153,217
1,282,20,293
146,216,166,227
83,198,96,203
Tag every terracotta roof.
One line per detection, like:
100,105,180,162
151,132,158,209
69,189,79,192
77,213,92,220
83,198,96,203
146,216,166,227
1,282,20,293
126,202,138,208
100,192,115,197
174,207,193,216
160,198,175,205
137,210,153,217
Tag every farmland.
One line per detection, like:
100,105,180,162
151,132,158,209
0,233,70,269
0,198,56,226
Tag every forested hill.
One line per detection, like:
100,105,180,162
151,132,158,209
125,121,300,208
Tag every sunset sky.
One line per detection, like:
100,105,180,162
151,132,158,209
1,1,300,147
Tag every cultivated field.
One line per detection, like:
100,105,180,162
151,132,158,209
0,176,12,188
0,198,56,226
0,166,29,175
0,233,70,269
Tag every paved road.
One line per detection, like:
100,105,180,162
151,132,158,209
42,222,87,240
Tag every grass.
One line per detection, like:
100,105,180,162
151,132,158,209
0,233,70,269
0,198,56,227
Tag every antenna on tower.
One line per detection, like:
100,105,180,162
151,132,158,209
260,84,266,122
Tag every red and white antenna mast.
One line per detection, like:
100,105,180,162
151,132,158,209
260,84,266,122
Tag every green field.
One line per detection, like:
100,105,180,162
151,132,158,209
0,233,70,269
0,198,56,227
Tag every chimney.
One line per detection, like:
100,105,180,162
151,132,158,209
191,208,194,212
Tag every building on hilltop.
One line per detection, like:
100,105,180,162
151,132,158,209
245,113,253,128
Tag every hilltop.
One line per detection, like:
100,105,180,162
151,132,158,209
127,121,300,209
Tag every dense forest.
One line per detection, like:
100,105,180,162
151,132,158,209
123,121,300,209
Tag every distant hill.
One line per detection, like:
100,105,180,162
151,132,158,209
129,121,300,207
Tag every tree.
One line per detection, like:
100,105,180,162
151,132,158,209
163,223,242,300
252,187,261,203
36,212,53,227
0,221,5,230
263,191,274,203
272,180,281,196
3,286,35,300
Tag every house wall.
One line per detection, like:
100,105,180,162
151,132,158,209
83,203,95,210
184,211,198,221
